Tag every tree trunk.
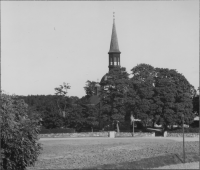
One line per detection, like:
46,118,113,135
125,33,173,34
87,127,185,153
56,100,62,115
116,122,120,132
152,120,155,128
132,120,134,137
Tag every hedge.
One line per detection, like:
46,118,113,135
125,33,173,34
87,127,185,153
168,128,199,133
39,128,75,134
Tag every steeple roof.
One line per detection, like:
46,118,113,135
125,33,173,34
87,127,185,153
109,18,120,53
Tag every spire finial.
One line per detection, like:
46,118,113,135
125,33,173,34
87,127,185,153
113,12,115,21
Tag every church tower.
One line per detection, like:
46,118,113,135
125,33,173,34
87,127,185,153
108,13,121,71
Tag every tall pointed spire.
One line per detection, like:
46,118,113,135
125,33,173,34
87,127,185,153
109,12,120,53
108,12,121,71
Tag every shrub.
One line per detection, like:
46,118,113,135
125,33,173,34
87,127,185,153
190,121,199,128
1,94,42,170
39,128,75,134
169,127,199,133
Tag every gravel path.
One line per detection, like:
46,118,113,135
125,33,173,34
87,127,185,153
27,137,199,169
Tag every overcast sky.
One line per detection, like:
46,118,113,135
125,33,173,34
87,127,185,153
2,1,199,98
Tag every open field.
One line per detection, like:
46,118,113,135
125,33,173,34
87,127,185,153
27,137,199,169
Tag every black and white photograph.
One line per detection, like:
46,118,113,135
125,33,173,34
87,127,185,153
1,0,199,169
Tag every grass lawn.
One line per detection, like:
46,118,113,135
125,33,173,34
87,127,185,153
27,137,199,169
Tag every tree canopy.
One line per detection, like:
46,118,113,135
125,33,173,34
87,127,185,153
128,64,195,129
128,64,155,126
84,80,97,97
100,67,129,129
16,64,197,132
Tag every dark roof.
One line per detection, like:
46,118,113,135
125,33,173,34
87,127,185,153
109,19,120,53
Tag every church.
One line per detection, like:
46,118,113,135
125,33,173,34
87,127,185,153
84,14,132,131
88,14,124,106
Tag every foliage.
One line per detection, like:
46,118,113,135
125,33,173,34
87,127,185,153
83,105,99,129
54,82,71,116
16,65,196,133
129,64,195,129
19,95,64,129
54,82,70,96
42,112,64,129
79,95,91,105
168,127,199,133
63,104,99,132
39,128,75,134
100,67,129,127
62,105,84,131
1,93,42,170
153,68,195,129
128,64,155,127
84,80,97,97
193,93,199,115
18,94,100,131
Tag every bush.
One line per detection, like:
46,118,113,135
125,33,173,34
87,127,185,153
169,127,199,133
190,121,199,128
1,94,42,170
39,128,75,134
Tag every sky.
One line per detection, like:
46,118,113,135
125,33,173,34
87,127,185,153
2,1,199,98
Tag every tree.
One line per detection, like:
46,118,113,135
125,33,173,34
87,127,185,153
1,93,42,170
54,82,70,117
69,96,79,105
128,64,156,127
18,94,99,130
128,64,195,130
84,80,97,97
79,95,90,105
82,105,99,131
18,95,67,129
153,68,195,129
42,112,64,129
100,67,129,131
63,105,86,132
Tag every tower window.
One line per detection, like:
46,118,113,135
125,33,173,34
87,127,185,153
110,57,113,65
114,57,117,65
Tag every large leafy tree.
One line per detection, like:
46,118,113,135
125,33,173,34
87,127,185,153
62,103,99,132
42,112,64,129
100,67,129,130
1,93,42,170
81,105,99,131
63,105,85,132
128,64,156,127
153,68,195,129
128,64,195,129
